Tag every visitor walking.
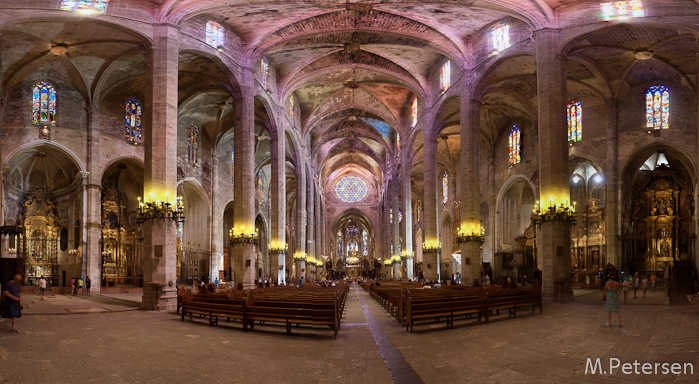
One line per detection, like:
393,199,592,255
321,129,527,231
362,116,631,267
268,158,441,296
3,274,23,333
633,272,640,299
641,275,648,298
39,276,47,301
621,274,631,304
85,277,91,296
77,277,84,295
650,273,657,292
70,278,76,296
603,274,622,327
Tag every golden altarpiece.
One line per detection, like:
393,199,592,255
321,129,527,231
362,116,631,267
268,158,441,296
571,198,605,282
622,163,695,274
101,185,142,286
20,188,59,283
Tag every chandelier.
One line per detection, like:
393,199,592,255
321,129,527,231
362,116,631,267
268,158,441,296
422,240,442,253
293,251,307,260
269,241,288,254
531,198,577,226
229,226,259,244
456,225,485,244
137,193,185,224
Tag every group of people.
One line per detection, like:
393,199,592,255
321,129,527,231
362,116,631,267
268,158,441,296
618,272,656,304
603,271,658,327
69,277,92,296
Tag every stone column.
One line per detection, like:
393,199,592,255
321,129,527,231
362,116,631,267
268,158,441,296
80,171,89,285
231,67,257,288
422,108,440,280
306,171,314,280
141,24,179,310
209,150,221,282
314,183,322,278
392,173,400,280
84,139,101,294
535,28,573,303
605,98,619,268
294,161,306,279
270,124,286,285
402,148,414,280
459,75,482,286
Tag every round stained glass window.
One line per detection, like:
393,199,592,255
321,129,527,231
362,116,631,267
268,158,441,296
335,176,367,203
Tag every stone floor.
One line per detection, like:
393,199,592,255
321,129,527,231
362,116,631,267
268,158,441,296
0,285,697,383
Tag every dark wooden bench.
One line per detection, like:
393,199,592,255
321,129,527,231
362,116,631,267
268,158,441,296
180,301,245,326
244,304,339,338
405,294,489,332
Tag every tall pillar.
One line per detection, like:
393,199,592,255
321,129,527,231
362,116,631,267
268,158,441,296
391,168,401,280
535,28,573,303
422,108,440,280
141,24,179,310
294,162,306,279
209,151,222,282
605,98,619,268
231,67,257,288
270,120,286,285
306,171,314,280
459,75,483,285
314,184,322,278
402,149,414,280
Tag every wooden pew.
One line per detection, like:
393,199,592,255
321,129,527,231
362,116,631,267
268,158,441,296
180,301,245,326
404,292,489,332
243,292,340,338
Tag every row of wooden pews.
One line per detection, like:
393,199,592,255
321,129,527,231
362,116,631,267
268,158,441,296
178,284,349,338
361,281,542,332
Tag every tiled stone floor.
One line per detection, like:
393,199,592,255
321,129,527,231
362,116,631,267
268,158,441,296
0,285,697,383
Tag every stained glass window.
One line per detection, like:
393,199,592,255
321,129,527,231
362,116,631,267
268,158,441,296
125,98,142,141
601,1,644,20
304,211,307,226
411,96,418,128
362,229,368,256
490,24,511,54
177,221,184,251
398,211,403,223
390,208,393,224
396,133,401,158
60,0,109,14
416,199,421,222
442,172,448,204
289,95,295,125
348,240,358,252
646,86,669,130
335,176,367,203
231,150,235,185
347,225,358,237
205,21,224,48
440,61,451,92
260,58,269,89
187,122,199,165
509,125,521,165
567,101,582,142
32,82,56,126
257,171,264,201
337,230,342,257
